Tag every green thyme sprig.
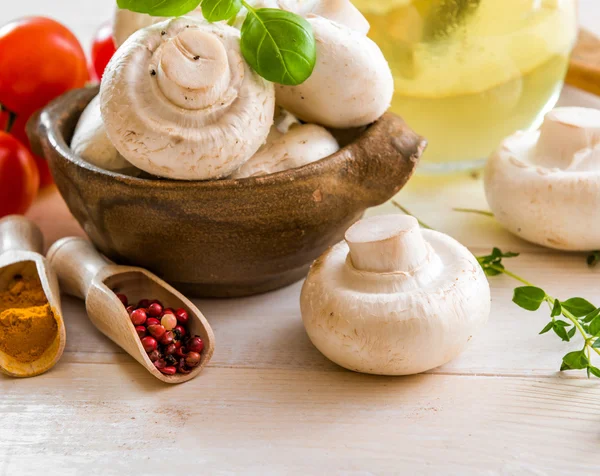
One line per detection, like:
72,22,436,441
477,248,600,377
395,203,600,377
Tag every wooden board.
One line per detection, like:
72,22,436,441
1,1,600,474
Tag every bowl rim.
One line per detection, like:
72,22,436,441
39,86,398,191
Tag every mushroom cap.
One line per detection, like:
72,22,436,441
275,16,393,129
71,95,138,174
485,107,600,251
100,17,275,180
300,215,490,376
231,123,339,178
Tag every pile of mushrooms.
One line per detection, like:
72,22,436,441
485,107,600,251
72,0,394,180
300,214,491,375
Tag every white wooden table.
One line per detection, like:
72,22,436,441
2,1,600,474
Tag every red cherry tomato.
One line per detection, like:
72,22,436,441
0,17,89,116
0,132,40,217
91,22,117,81
10,115,53,188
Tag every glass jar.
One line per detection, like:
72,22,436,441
353,0,578,172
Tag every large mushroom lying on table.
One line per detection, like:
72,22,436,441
485,107,600,251
300,214,491,375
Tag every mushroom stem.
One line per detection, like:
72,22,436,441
156,29,231,110
345,215,429,273
534,107,600,169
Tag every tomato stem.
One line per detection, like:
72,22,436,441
0,104,17,134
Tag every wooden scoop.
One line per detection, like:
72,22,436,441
47,237,214,384
0,216,66,377
567,30,600,97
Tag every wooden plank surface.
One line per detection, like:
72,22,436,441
1,1,600,475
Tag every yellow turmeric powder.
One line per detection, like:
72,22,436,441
0,276,57,363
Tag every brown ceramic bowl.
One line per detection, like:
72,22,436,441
29,87,425,297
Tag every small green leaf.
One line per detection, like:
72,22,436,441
593,338,600,349
201,0,242,22
483,265,503,277
560,350,590,371
512,286,546,311
553,324,570,342
561,297,596,317
588,365,600,378
117,0,201,16
582,307,600,323
553,320,570,327
241,8,316,85
589,316,600,336
550,300,562,318
539,322,554,335
567,327,576,339
587,251,600,267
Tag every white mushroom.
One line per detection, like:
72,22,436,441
231,122,339,178
300,214,490,376
71,95,139,175
100,17,275,181
275,16,393,128
112,7,204,48
485,107,600,251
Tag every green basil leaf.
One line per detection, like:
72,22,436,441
512,286,546,311
483,264,502,277
560,350,589,371
561,297,596,317
567,326,576,339
589,316,600,336
593,338,600,349
588,365,600,378
550,300,561,318
553,320,570,327
553,324,570,342
201,0,242,22
241,8,316,85
582,307,600,323
539,322,554,335
118,0,200,16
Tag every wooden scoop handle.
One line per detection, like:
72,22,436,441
47,237,111,300
566,30,600,97
0,215,44,255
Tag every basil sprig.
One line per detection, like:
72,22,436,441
117,0,316,86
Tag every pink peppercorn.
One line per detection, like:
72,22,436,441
145,317,160,327
116,293,128,307
161,313,177,331
185,351,201,368
148,302,163,317
173,325,186,339
148,350,161,362
175,308,189,325
147,324,166,339
141,336,157,353
187,337,204,354
159,331,174,346
135,326,147,339
160,366,177,375
138,299,151,309
130,308,147,326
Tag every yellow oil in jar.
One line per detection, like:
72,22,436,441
353,0,578,170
